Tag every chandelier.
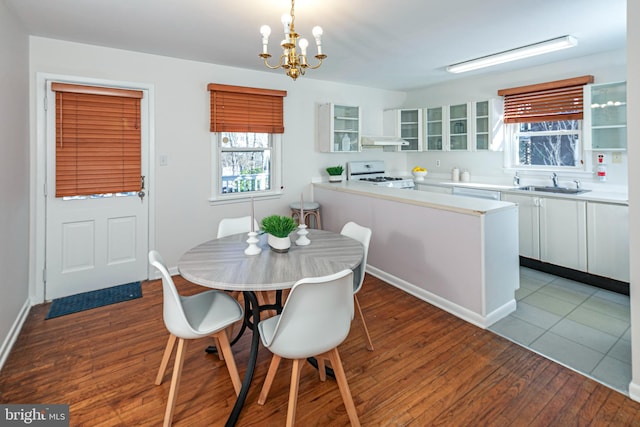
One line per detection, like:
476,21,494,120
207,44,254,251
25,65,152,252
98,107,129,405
259,0,326,81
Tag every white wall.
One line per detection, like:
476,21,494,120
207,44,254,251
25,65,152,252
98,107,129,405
626,0,640,402
0,0,30,368
28,37,407,273
401,50,628,187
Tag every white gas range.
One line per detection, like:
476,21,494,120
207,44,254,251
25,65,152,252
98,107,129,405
346,160,415,189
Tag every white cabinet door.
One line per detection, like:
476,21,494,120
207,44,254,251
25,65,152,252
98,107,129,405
539,198,587,271
502,193,539,259
317,103,361,152
587,202,629,281
584,81,627,150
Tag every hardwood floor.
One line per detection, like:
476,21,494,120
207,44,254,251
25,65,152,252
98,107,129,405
1,274,639,426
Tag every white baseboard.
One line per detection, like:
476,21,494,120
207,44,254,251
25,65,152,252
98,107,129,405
629,380,640,403
0,299,31,373
366,265,515,329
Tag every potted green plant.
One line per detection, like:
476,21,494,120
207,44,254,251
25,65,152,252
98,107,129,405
261,215,297,252
326,165,344,182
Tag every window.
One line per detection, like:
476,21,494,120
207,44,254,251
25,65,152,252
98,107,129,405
208,84,287,201
52,82,143,197
499,75,593,170
512,120,581,167
217,132,274,194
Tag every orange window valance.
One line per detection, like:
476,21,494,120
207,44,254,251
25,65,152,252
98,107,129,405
52,82,143,197
208,83,287,133
498,75,594,124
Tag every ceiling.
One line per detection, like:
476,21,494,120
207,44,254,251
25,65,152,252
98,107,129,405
5,0,627,91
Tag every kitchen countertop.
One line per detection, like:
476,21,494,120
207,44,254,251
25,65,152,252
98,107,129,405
313,181,516,216
413,178,629,205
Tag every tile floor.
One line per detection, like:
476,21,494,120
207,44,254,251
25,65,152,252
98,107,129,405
489,267,631,395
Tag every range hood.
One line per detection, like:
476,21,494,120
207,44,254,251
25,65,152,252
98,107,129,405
360,136,409,146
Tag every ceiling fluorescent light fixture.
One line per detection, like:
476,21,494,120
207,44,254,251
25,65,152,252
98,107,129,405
446,35,577,74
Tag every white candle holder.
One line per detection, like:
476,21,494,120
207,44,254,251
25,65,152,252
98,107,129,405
295,224,310,246
244,231,262,255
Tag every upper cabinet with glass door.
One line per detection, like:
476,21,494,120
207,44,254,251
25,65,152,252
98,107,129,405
386,98,503,152
448,104,468,150
382,108,423,151
584,81,626,150
474,101,490,150
425,106,444,151
317,103,361,152
399,109,422,151
424,104,469,151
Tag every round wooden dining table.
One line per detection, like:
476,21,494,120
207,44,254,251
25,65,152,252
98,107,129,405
177,229,364,426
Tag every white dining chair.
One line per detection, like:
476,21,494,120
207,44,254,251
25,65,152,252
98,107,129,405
340,221,374,351
148,250,244,427
217,215,260,238
257,269,360,427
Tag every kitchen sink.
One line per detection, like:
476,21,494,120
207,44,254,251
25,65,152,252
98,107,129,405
515,185,591,195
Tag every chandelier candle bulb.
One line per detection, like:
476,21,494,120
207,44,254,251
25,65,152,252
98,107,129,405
260,25,271,54
281,13,291,34
312,26,323,55
299,38,308,56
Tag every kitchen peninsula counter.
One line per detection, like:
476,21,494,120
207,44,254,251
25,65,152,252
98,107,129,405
313,181,520,328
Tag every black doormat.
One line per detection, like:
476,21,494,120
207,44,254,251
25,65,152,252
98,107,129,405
45,282,142,319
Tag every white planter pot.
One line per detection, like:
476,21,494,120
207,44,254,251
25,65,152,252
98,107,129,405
267,234,292,253
328,175,343,183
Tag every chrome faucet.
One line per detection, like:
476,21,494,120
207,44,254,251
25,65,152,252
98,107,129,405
551,172,559,187
574,179,581,189
513,171,520,186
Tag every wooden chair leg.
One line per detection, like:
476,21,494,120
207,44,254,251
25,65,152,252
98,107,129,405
326,348,360,427
258,354,282,405
212,336,225,361
317,357,327,382
163,338,187,427
286,359,305,427
156,334,177,385
355,295,374,351
214,329,242,396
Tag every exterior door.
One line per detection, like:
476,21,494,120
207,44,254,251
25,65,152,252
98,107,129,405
44,80,149,300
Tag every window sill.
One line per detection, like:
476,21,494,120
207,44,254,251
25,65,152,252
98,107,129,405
208,190,283,206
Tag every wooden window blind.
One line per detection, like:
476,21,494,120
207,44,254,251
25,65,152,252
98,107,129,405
52,83,143,197
498,75,594,124
208,83,287,133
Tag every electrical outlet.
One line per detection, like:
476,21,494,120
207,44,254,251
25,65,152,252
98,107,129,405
612,152,623,164
436,160,441,167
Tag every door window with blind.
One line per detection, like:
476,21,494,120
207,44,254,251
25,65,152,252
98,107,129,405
52,83,143,199
499,75,593,169
208,84,287,201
